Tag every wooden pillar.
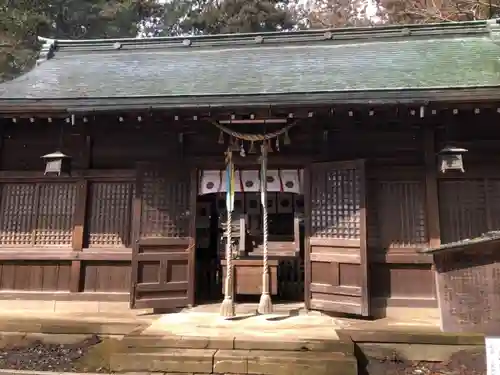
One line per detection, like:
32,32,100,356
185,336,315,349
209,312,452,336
70,132,91,293
129,162,143,308
424,126,441,248
0,121,5,169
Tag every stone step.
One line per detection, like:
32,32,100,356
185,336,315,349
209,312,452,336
123,334,354,354
110,348,358,375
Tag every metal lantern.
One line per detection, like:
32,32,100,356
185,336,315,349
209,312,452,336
41,151,71,176
437,146,468,173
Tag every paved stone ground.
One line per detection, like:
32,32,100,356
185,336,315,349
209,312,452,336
144,307,345,340
0,371,102,375
0,301,441,336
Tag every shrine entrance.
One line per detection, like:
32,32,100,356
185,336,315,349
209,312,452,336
195,168,305,305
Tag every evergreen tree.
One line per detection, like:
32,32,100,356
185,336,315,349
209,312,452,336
0,0,161,81
161,0,299,36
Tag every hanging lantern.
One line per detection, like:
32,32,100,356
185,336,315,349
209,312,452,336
275,137,280,152
437,146,468,173
41,151,72,176
239,142,246,157
249,141,256,154
284,129,291,145
218,131,224,144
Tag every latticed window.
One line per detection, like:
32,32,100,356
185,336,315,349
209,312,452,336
439,179,489,243
0,183,77,247
87,182,134,247
311,167,361,240
140,167,191,238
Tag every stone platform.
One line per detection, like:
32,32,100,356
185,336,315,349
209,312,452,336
111,305,357,375
0,303,482,375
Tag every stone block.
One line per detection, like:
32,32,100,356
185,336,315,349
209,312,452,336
246,350,357,375
213,350,249,374
0,332,28,348
234,336,352,353
126,335,235,350
28,333,93,345
97,301,133,313
0,299,55,313
54,301,100,313
110,349,216,373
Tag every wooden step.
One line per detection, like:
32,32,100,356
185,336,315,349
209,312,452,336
110,348,358,375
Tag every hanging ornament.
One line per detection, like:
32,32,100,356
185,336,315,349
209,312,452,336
239,141,246,157
218,131,224,144
284,129,291,145
275,137,280,152
266,140,273,153
229,136,239,152
249,140,256,154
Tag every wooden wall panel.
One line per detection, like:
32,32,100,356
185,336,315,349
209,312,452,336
1,121,87,171
90,121,179,169
367,176,436,307
0,261,71,291
82,261,131,292
370,264,435,299
328,127,423,166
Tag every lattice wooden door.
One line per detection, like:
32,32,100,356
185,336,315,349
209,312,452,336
305,160,370,316
130,163,196,309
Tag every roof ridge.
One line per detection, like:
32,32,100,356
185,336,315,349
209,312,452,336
36,19,495,61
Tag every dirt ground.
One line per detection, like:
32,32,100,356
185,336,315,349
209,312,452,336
364,349,486,375
0,335,107,372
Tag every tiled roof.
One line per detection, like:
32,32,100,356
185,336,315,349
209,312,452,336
2,19,500,108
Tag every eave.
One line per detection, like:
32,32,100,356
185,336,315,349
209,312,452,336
2,87,500,115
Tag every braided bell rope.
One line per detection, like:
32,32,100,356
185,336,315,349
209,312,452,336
212,121,296,141
224,209,232,293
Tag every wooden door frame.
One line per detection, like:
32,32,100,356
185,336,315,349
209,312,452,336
304,165,311,310
129,161,197,309
303,159,370,316
188,168,197,306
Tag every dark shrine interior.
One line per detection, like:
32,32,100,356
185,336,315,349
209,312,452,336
194,191,305,304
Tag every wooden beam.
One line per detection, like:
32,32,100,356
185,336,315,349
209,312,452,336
424,127,441,248
0,249,132,261
371,249,433,264
0,291,129,302
0,169,135,181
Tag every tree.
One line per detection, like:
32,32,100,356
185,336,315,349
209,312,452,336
161,0,300,36
0,0,162,82
304,0,380,28
379,0,498,24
